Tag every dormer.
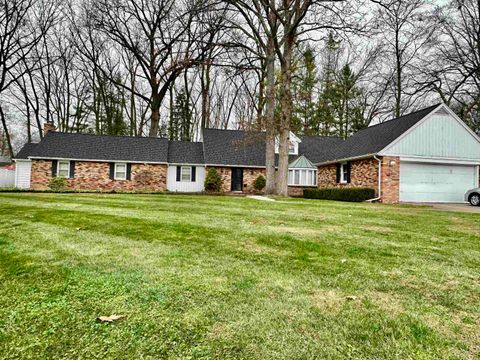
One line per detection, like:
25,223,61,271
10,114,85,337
275,132,301,155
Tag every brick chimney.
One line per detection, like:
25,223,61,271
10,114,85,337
43,120,56,136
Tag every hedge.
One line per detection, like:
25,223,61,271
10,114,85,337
303,187,376,202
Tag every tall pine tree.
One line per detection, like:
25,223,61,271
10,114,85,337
292,46,319,135
170,89,193,141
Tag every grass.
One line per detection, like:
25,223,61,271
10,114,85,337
0,193,479,359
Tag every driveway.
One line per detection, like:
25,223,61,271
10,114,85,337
427,203,480,214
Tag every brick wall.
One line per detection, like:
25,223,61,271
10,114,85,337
317,157,400,204
380,156,400,204
31,160,167,192
207,166,266,193
317,158,379,190
288,186,308,197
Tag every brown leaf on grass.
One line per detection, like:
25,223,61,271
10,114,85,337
96,314,126,323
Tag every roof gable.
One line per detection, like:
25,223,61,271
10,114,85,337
381,104,480,160
288,155,316,169
318,104,441,163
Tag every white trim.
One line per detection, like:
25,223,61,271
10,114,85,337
288,168,317,186
205,163,265,169
339,162,348,184
114,162,127,180
28,156,168,165
380,103,480,156
57,160,70,178
169,163,206,167
399,156,480,165
316,154,375,166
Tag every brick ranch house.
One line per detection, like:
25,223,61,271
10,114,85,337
14,103,480,203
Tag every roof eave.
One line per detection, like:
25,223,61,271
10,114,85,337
316,153,377,166
27,156,169,164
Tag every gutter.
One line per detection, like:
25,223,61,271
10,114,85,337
366,155,382,202
316,153,375,166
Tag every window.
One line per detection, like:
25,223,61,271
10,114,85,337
181,166,192,182
289,141,296,154
340,162,349,183
274,132,300,155
114,163,127,180
57,160,70,178
288,169,317,186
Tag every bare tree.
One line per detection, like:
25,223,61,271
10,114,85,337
0,0,59,154
372,0,435,118
227,0,279,194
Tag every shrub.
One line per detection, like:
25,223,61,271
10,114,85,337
204,168,223,192
48,176,67,192
303,187,376,202
253,175,266,191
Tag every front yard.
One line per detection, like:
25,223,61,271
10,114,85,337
0,193,479,359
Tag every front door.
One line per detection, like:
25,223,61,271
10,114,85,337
231,168,244,192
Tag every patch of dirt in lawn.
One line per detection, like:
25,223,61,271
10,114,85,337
366,291,404,316
449,217,480,237
423,311,480,359
241,239,289,257
271,225,341,237
360,225,393,235
310,289,346,314
208,322,233,340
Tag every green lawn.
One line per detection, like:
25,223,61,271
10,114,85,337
0,193,479,359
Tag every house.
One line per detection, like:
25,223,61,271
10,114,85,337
316,104,480,203
13,103,480,203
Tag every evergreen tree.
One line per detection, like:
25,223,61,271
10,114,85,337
92,76,128,136
315,34,341,136
292,46,319,135
170,89,193,141
336,64,368,138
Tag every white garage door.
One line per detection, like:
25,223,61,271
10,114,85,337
400,162,477,203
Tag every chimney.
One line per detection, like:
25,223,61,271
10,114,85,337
43,120,56,136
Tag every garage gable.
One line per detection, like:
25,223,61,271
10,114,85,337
380,105,480,162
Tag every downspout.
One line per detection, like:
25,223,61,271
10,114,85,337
366,155,382,202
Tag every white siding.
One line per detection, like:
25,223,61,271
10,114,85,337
15,160,32,188
167,165,205,192
0,168,15,187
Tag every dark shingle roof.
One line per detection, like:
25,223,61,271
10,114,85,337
299,136,344,163
202,128,345,166
202,128,267,166
17,104,441,166
320,104,440,163
15,143,38,159
168,141,204,164
29,132,169,163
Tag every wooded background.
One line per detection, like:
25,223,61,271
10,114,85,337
1,0,479,159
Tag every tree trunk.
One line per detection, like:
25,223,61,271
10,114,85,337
395,28,401,118
149,99,161,137
149,78,161,137
201,61,211,129
264,36,276,195
276,34,294,197
0,106,13,156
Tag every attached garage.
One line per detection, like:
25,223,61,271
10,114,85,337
400,162,478,203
